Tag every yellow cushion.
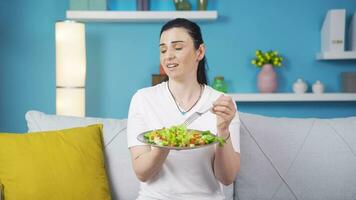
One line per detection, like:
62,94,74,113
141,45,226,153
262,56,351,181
0,124,111,200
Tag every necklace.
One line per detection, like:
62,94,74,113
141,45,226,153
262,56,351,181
167,82,203,115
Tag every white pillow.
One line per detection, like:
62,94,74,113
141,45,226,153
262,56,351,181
25,110,139,200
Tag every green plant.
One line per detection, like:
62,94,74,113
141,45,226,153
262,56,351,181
251,50,283,68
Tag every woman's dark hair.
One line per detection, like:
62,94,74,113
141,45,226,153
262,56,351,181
160,18,208,85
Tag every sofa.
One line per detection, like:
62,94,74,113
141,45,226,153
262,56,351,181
2,110,356,200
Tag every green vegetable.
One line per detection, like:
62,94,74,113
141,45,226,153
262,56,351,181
144,125,226,148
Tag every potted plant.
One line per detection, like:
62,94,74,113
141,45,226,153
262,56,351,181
251,50,283,93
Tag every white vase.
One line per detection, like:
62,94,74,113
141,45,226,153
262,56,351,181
293,78,308,93
312,80,325,94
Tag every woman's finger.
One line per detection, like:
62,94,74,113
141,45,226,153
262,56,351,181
213,105,232,114
212,106,235,120
213,111,231,121
214,96,235,108
213,99,230,107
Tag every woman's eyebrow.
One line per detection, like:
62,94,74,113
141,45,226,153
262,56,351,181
171,40,184,44
159,40,185,46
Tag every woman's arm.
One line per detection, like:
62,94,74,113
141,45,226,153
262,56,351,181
212,95,240,185
213,130,240,185
127,92,170,182
130,146,170,182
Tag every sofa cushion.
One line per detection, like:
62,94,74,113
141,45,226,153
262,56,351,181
0,124,111,200
236,112,356,200
25,110,139,200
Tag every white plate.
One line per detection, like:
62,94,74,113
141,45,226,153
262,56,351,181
137,129,219,150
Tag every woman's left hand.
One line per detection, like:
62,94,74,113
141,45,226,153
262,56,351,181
211,95,236,137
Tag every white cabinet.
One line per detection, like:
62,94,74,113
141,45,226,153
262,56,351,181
316,9,356,60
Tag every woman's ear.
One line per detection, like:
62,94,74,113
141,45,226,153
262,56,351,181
196,44,205,61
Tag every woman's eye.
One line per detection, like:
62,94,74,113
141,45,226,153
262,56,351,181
174,44,183,50
160,48,167,53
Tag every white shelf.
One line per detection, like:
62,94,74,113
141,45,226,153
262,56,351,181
66,11,218,22
229,93,356,102
316,51,356,60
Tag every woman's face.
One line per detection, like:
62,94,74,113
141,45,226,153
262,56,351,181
159,27,204,81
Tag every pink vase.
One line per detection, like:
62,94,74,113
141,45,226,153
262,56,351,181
257,64,277,93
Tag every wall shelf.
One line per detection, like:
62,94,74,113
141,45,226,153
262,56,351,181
66,10,218,22
316,51,356,60
229,93,356,102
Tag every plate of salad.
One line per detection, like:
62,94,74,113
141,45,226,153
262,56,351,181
137,125,226,150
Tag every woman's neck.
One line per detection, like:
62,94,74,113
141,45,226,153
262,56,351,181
167,79,202,111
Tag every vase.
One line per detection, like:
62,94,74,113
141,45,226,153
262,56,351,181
212,76,228,93
197,0,207,10
137,0,149,11
173,0,192,10
293,78,308,94
312,80,324,94
257,64,277,93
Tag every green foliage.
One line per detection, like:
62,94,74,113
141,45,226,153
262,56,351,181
251,50,284,68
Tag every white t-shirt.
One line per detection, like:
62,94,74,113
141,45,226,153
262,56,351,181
127,81,240,200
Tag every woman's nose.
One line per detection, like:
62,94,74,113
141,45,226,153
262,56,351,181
166,49,176,60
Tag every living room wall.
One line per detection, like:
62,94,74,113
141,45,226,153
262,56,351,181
1,0,356,132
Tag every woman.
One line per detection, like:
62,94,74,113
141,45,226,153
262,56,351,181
127,18,240,200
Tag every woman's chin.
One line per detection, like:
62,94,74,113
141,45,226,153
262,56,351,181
166,72,182,80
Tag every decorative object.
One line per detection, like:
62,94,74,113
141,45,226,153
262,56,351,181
173,0,192,10
321,9,346,52
55,21,86,117
350,11,356,51
252,50,283,93
197,0,207,10
293,78,308,94
341,72,356,92
70,0,107,10
251,50,283,68
137,0,149,11
312,80,325,94
257,64,277,93
70,0,88,10
212,76,228,93
152,74,168,86
88,0,107,10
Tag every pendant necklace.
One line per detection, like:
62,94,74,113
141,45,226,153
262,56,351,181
167,82,203,115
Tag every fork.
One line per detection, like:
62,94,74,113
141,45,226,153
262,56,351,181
182,106,212,127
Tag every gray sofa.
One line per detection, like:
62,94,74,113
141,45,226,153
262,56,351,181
24,110,356,200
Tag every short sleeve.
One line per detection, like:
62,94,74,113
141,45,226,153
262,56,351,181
229,109,241,153
127,91,148,148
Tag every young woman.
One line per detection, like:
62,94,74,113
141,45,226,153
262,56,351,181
127,18,240,200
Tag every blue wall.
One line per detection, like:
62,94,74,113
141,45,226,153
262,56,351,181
1,0,356,132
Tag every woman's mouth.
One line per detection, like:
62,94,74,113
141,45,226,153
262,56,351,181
166,63,179,68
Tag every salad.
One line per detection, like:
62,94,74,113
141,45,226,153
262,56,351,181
144,125,226,148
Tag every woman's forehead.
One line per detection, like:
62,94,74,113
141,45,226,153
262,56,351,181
160,27,192,44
